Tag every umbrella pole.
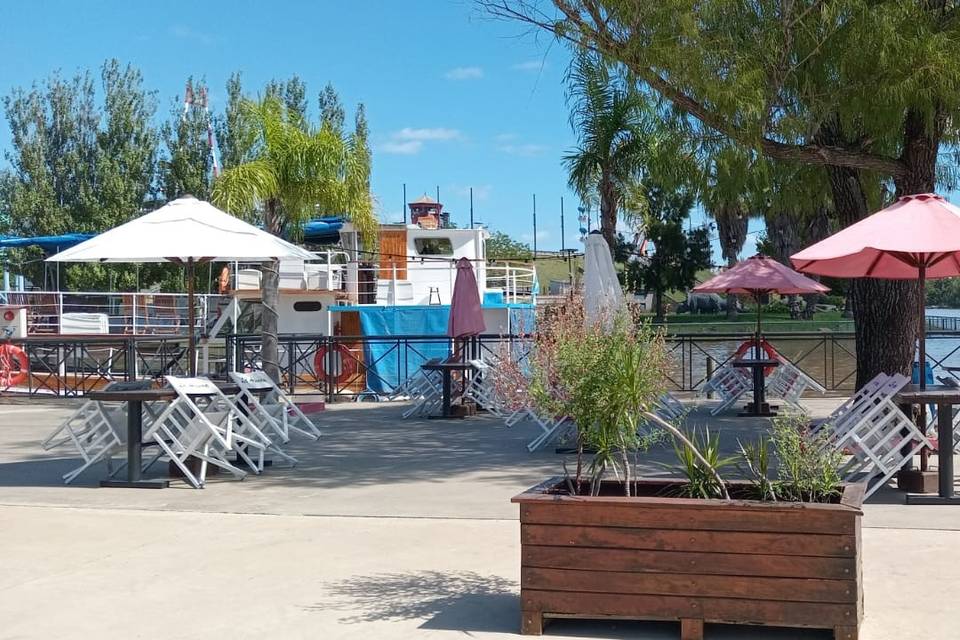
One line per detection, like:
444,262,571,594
187,258,196,376
755,293,762,359
919,266,926,390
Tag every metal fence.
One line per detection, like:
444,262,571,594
7,329,960,399
0,335,210,397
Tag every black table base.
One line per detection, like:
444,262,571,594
894,389,958,504
99,399,169,489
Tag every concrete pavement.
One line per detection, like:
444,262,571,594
0,398,957,639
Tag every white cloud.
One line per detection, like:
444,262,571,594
395,127,461,142
169,25,217,45
494,133,518,143
450,184,493,201
378,127,463,155
378,140,423,155
444,66,484,80
498,143,549,157
512,60,546,72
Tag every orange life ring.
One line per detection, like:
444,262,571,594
314,344,357,384
0,344,29,388
734,339,779,376
218,266,231,295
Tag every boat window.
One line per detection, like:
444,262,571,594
414,237,453,256
293,301,324,312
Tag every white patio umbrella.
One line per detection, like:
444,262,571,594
583,231,624,326
47,195,315,374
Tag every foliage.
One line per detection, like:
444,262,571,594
159,77,213,201
0,60,158,290
486,230,533,261
564,51,650,248
495,299,669,496
483,0,960,385
624,184,712,319
211,93,375,381
927,279,960,308
737,436,777,501
667,427,736,499
770,414,844,503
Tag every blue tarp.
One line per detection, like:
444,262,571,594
354,306,452,393
338,303,536,394
302,218,344,245
0,233,95,252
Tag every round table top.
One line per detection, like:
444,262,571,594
421,362,476,371
87,383,240,402
895,384,960,403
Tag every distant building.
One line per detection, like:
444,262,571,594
408,194,449,229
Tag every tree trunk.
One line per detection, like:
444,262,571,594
819,110,940,389
261,200,282,383
599,174,618,249
654,288,664,322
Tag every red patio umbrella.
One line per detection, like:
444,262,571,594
791,193,960,389
694,255,829,357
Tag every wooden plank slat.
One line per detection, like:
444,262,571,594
521,502,855,535
521,568,856,604
522,545,858,580
521,524,856,558
522,590,858,628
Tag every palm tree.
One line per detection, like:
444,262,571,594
212,96,376,382
564,52,648,249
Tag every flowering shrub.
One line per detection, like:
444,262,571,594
494,299,671,495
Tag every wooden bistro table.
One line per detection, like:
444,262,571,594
420,361,476,419
732,358,780,417
895,384,960,504
88,382,240,489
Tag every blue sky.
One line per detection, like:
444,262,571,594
0,0,757,259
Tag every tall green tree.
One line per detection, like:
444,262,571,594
212,96,375,381
486,231,533,261
1,60,157,290
485,0,960,386
159,78,214,201
625,184,712,321
564,51,648,249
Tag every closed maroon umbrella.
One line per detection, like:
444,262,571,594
448,257,486,338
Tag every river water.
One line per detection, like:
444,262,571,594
665,310,960,392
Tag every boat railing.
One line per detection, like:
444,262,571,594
0,290,231,336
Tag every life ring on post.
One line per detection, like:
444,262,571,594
734,339,779,376
314,344,357,384
0,344,29,388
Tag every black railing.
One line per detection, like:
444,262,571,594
0,335,200,397
7,330,960,398
225,333,532,399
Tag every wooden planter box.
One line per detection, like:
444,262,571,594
513,478,865,640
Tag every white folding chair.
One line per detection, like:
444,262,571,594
832,395,932,499
809,373,890,436
701,366,751,415
765,358,827,412
41,380,153,484
526,414,573,452
144,376,272,488
229,370,321,442
818,374,910,447
655,392,685,421
401,366,444,418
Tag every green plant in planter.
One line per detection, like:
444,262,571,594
668,427,736,499
738,436,777,501
520,300,674,496
771,414,843,503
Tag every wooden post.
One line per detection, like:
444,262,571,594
681,618,704,640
